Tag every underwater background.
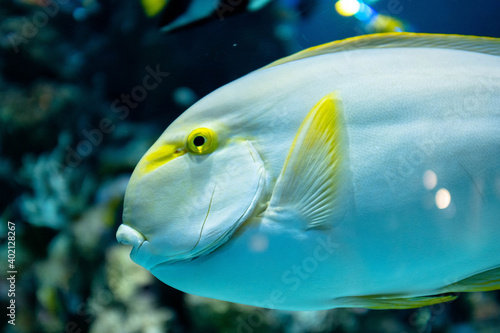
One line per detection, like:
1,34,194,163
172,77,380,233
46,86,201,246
1,0,500,332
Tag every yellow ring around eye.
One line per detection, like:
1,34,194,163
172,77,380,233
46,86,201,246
186,128,217,154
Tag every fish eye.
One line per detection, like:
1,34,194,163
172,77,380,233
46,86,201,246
187,128,217,154
193,136,206,147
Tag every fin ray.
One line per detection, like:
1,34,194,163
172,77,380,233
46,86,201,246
335,294,458,310
267,92,346,230
443,266,500,293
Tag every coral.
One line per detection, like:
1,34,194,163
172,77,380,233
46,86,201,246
18,132,95,229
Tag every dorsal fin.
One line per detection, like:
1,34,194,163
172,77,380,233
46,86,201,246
261,33,500,70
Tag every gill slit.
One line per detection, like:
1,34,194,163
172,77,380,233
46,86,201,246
190,184,216,251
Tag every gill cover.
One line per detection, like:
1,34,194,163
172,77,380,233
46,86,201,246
122,125,265,268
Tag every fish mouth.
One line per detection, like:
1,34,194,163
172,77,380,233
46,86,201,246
115,188,216,268
116,224,146,249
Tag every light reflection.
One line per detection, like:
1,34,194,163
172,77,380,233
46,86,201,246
435,188,451,209
354,3,374,21
366,14,405,33
335,0,361,17
335,0,407,32
249,234,269,253
423,170,437,190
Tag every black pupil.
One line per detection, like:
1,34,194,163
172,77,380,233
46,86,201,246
193,136,206,147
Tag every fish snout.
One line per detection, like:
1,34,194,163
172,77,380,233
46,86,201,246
116,224,146,248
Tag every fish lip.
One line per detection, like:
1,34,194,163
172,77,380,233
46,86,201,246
116,224,146,249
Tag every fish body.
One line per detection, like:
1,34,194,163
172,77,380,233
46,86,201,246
117,33,500,310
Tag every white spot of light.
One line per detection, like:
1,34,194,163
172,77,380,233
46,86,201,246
249,234,268,253
173,87,197,108
423,170,437,190
335,0,361,17
435,188,451,209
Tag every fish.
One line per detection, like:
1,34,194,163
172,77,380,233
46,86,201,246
116,33,500,310
141,0,273,32
143,0,316,32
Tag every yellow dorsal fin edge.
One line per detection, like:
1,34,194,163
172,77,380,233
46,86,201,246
262,32,500,70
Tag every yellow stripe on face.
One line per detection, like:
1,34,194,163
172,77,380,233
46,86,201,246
140,144,186,174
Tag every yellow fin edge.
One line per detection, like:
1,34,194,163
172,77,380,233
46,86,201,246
268,92,346,230
336,294,458,310
261,32,500,70
443,266,500,293
336,266,500,309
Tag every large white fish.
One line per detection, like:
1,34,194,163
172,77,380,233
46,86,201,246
117,33,500,310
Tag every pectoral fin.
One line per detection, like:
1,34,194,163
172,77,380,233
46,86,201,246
267,92,347,230
336,294,458,310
